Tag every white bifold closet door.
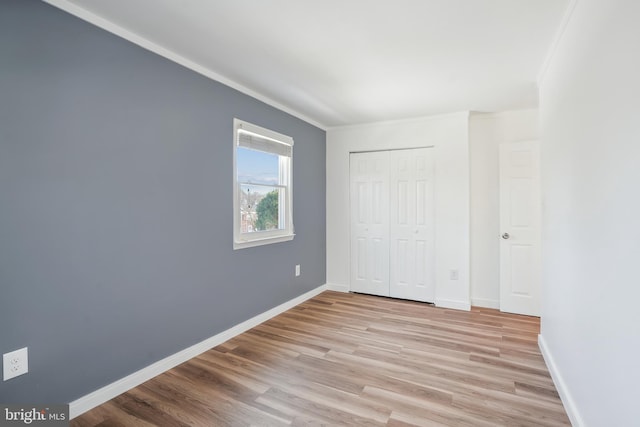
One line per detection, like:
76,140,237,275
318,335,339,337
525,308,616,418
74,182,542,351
389,149,435,302
349,151,390,296
350,148,435,303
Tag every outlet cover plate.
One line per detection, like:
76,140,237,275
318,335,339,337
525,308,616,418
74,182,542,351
3,347,28,381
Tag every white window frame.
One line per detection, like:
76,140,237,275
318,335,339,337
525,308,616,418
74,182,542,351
233,118,294,250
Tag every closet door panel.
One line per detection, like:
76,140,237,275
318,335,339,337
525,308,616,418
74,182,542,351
389,148,435,302
349,151,390,296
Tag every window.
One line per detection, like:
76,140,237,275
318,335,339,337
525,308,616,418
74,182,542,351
233,118,294,249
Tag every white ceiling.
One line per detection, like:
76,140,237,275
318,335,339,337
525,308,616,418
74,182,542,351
49,0,569,128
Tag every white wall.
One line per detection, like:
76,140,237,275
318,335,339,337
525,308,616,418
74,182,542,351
326,112,470,310
538,0,640,425
469,110,539,309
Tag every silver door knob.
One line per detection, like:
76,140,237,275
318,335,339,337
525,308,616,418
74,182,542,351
502,232,510,240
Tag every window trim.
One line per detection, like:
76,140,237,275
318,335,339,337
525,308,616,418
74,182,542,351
233,118,294,250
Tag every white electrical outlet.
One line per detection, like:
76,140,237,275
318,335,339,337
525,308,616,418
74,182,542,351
3,347,28,381
449,269,459,280
295,264,301,277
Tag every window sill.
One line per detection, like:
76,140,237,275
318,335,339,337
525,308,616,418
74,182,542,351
233,233,295,250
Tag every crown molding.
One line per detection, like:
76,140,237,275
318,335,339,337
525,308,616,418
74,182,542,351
537,0,579,87
43,0,328,131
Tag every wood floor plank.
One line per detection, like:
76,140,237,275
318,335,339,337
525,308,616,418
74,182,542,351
71,291,570,426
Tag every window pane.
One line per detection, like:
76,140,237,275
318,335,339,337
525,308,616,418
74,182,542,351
239,184,283,233
233,118,294,250
237,147,279,185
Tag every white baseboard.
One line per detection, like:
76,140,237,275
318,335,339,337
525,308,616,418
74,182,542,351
325,282,349,292
69,284,328,419
538,334,584,427
470,297,500,309
435,298,471,311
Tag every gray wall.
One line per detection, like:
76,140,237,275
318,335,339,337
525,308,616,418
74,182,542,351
0,0,325,403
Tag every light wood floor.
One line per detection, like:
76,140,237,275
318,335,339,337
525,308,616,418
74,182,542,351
71,291,570,426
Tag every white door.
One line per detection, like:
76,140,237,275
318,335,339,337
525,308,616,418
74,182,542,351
350,151,390,296
499,140,541,316
389,149,435,302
